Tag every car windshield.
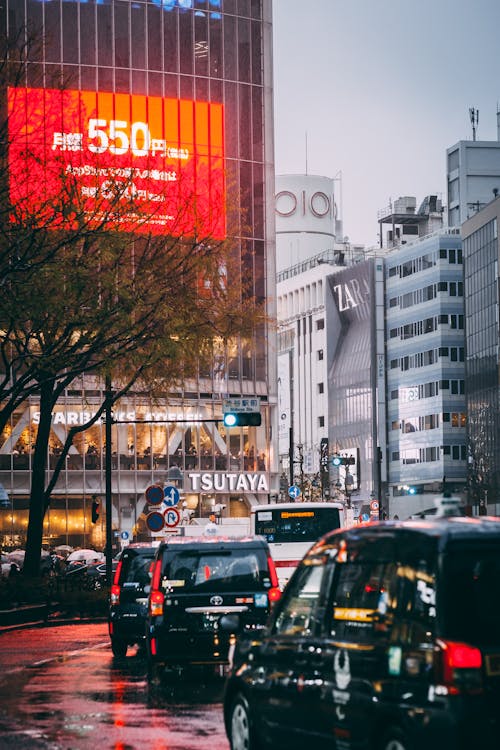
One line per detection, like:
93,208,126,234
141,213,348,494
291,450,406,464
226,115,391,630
254,507,341,544
120,550,155,585
160,547,269,592
442,543,500,646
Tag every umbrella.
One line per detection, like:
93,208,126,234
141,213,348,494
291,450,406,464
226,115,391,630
54,545,74,556
6,550,25,564
66,549,104,564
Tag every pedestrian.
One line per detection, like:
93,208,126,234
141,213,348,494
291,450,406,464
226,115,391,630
9,563,19,578
204,513,218,535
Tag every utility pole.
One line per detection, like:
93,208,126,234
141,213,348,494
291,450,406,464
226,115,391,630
104,375,113,588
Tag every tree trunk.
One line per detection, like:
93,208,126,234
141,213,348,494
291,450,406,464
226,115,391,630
23,379,55,578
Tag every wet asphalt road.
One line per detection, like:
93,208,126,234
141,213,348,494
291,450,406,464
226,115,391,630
0,623,230,750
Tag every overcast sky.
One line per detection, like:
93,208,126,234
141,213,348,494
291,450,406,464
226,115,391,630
272,0,500,247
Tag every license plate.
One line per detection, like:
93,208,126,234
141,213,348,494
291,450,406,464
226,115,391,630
202,613,220,631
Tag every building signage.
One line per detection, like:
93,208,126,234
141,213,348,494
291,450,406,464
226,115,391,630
31,408,205,425
275,189,335,219
223,397,261,414
8,87,225,238
187,472,269,493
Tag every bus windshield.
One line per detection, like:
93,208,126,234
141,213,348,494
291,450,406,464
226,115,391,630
254,507,342,544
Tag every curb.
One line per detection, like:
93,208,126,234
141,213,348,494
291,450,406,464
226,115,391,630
0,614,107,633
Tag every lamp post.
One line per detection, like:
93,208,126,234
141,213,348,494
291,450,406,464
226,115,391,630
295,444,304,495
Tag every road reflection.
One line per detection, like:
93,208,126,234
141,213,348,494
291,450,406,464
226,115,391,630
0,626,230,750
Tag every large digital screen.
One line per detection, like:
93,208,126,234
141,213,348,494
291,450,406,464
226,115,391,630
7,87,225,238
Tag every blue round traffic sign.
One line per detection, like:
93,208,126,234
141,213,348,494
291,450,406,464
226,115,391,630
145,484,164,505
120,531,129,540
146,511,165,532
288,485,301,500
163,485,180,506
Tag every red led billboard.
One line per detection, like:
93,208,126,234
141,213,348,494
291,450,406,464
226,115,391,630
7,87,225,238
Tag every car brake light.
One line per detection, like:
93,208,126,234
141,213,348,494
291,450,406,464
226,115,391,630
151,559,162,589
435,639,483,694
149,590,164,617
112,559,123,586
268,587,281,603
110,584,121,606
267,555,282,603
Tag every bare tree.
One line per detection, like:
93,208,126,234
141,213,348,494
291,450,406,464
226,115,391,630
0,33,266,576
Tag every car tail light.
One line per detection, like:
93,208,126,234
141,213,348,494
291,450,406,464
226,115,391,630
110,560,123,605
112,559,123,586
268,586,281,603
110,584,121,606
435,639,483,694
267,555,282,604
151,559,162,589
149,590,164,617
149,559,164,616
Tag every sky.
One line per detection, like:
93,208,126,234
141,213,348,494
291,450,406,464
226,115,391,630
272,0,500,247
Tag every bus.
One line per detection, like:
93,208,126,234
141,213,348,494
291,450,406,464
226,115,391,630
251,501,346,587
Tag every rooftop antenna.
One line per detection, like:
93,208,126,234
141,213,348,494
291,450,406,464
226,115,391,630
469,107,479,141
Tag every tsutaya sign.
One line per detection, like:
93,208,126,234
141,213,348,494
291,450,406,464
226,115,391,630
187,472,269,493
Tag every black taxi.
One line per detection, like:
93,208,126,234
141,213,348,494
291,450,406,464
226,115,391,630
223,507,500,750
145,535,281,679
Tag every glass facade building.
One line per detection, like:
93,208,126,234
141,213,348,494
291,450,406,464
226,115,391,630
385,229,467,516
462,198,500,514
0,0,276,548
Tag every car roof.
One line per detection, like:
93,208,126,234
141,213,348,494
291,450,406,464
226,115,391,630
121,544,157,554
157,535,268,551
324,516,500,548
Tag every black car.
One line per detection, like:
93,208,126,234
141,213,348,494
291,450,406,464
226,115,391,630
108,543,157,657
222,508,500,750
145,536,281,678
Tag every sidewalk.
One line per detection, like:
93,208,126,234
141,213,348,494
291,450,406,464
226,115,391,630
0,603,106,632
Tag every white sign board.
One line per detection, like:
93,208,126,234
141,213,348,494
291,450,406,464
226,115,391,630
223,397,260,414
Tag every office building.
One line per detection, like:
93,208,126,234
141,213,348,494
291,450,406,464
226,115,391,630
0,0,276,549
462,196,500,516
382,197,466,517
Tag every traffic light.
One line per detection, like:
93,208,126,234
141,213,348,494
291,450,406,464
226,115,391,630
223,412,261,427
91,496,100,524
332,454,356,467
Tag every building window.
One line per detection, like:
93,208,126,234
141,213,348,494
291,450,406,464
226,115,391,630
318,382,324,394
316,318,325,330
318,416,325,427
317,349,324,361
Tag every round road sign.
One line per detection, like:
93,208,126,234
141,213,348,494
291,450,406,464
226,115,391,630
145,485,164,505
146,511,165,532
163,485,180,506
288,485,301,500
164,507,180,528
370,499,379,511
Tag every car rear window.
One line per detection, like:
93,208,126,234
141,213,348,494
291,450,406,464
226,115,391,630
120,550,155,585
160,547,270,593
441,543,500,646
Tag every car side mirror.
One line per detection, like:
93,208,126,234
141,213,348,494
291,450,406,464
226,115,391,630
219,613,241,633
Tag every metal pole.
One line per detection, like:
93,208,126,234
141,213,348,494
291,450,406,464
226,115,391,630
105,375,113,587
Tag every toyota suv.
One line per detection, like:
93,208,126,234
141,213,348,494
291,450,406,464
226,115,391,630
222,504,500,750
145,536,280,679
108,543,157,657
